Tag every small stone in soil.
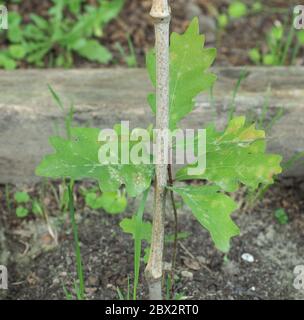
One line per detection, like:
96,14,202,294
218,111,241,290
241,253,255,263
183,257,201,271
181,270,194,280
88,275,99,286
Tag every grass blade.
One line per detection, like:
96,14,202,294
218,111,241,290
68,182,85,300
48,84,64,111
228,70,249,121
133,186,150,300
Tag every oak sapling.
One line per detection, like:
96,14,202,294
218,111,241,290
144,0,171,300
36,8,282,300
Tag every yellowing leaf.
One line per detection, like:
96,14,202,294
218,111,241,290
176,116,282,192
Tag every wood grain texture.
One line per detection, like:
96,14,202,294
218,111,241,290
0,67,303,184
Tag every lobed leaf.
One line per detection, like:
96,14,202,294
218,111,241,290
171,185,240,252
36,127,154,197
146,17,217,129
176,116,282,192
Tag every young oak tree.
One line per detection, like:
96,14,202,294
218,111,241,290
144,0,171,299
36,1,282,300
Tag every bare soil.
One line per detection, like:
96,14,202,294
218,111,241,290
1,177,304,300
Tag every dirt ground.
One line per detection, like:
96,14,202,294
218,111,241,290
1,177,304,300
3,0,303,67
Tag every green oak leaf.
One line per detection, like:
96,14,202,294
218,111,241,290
176,116,282,192
36,127,154,197
171,185,239,252
146,17,217,129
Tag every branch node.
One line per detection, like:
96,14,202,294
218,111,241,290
150,0,171,20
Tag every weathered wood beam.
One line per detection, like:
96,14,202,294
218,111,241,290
0,67,303,184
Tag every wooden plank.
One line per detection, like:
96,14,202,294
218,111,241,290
0,67,303,184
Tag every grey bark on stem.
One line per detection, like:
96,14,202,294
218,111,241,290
145,0,171,300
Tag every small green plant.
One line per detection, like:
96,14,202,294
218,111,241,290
13,191,44,218
116,276,131,300
32,199,44,216
47,85,86,299
0,0,124,69
14,191,30,204
119,202,189,300
36,13,282,300
249,19,304,66
115,35,138,68
84,190,103,209
274,208,288,225
216,1,261,30
15,206,29,218
228,1,248,19
216,1,262,47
